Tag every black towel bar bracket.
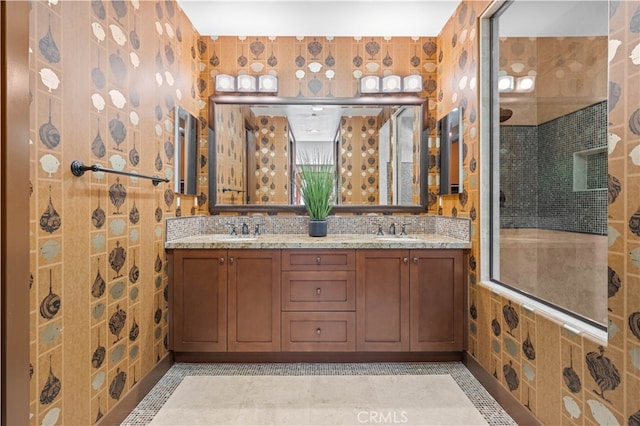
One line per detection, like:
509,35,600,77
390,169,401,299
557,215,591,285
70,160,169,186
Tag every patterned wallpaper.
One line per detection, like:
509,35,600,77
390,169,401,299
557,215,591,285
28,1,199,424
499,36,608,126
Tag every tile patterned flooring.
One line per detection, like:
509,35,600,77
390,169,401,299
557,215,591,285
122,362,517,426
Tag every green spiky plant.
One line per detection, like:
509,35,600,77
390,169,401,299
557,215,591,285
297,151,336,220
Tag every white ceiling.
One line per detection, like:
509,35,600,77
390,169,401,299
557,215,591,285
177,0,461,37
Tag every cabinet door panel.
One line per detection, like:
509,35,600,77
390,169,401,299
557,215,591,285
356,250,410,351
171,250,227,352
410,250,465,351
228,250,281,351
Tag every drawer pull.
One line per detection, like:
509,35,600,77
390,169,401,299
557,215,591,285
229,257,234,264
413,257,418,263
219,257,225,264
316,256,321,264
316,287,322,295
316,328,321,335
403,257,409,264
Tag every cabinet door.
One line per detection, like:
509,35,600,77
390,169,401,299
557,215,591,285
356,250,410,351
228,250,281,351
410,250,465,351
171,249,227,352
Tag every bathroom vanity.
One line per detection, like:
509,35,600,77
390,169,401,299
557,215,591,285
166,232,469,362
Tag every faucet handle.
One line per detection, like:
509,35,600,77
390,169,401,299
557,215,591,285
254,223,261,236
399,223,408,236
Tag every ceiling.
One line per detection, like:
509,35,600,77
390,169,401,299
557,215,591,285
177,0,461,37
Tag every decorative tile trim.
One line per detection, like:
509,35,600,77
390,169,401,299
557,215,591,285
121,362,516,426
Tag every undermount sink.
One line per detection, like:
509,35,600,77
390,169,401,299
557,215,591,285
375,237,424,242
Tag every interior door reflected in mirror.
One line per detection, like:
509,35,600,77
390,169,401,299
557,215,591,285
173,106,199,195
438,107,463,195
208,96,429,214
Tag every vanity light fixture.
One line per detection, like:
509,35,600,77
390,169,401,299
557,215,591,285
360,74,424,94
381,75,402,93
515,76,535,92
215,73,278,94
215,74,236,92
402,75,423,93
237,74,257,92
258,75,278,93
498,75,514,92
360,75,381,94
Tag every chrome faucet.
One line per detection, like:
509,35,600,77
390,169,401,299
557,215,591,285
225,221,237,235
241,222,250,235
389,222,397,236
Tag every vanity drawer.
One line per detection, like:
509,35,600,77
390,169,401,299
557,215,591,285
281,312,356,351
282,249,355,271
282,271,356,311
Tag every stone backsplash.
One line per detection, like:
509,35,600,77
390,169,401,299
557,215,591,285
166,214,470,242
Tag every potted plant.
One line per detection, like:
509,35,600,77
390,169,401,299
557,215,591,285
297,152,336,237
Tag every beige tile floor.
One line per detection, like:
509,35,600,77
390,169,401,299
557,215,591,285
122,363,517,426
149,375,489,425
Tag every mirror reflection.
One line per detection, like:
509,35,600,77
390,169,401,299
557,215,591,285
490,1,608,326
438,107,463,195
173,106,199,195
209,97,428,211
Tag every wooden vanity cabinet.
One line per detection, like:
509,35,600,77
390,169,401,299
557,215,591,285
170,249,228,352
227,249,281,351
410,250,465,351
356,250,411,351
169,246,466,358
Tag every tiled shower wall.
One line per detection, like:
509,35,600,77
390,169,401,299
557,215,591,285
500,101,608,235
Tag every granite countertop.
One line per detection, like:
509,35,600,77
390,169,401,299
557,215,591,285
164,233,471,249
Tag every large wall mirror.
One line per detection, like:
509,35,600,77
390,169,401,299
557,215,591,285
208,96,428,214
487,0,608,328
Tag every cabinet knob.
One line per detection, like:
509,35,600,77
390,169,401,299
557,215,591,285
316,328,321,335
316,256,321,264
316,287,322,295
413,257,418,263
229,257,234,264
219,257,225,264
403,257,409,264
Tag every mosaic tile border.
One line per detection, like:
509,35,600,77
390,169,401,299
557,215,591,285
121,362,516,425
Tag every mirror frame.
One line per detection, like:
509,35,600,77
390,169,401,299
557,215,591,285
208,95,430,214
